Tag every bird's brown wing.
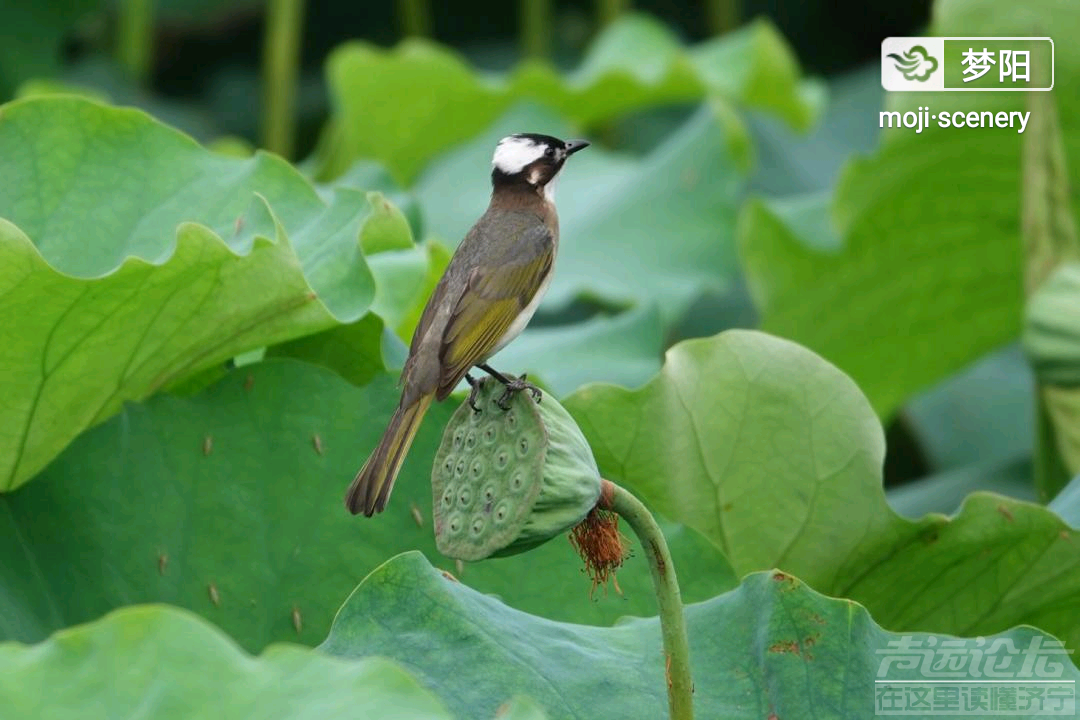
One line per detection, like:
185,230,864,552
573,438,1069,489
435,227,554,399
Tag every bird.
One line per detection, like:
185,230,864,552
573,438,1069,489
345,133,590,517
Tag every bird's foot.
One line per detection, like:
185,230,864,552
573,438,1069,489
464,373,483,413
496,373,542,411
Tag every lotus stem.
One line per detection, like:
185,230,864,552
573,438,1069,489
597,0,629,27
116,0,154,84
521,0,551,59
261,0,305,159
600,479,693,720
705,0,739,35
397,0,432,38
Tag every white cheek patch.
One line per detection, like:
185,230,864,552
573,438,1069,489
493,136,546,174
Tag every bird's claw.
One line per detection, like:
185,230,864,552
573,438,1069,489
465,374,483,413
496,374,542,410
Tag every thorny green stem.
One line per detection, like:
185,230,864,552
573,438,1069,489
601,479,693,720
261,0,305,159
520,0,551,59
116,0,154,83
397,0,432,37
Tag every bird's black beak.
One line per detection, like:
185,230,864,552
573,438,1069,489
564,139,590,156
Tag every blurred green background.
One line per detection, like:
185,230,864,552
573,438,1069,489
0,0,928,156
4,2,1080,708
1,0,1059,501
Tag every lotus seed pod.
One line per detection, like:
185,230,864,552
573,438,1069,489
1023,263,1080,385
431,378,602,561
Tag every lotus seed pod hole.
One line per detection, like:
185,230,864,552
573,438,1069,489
494,500,511,524
471,516,485,536
504,411,518,432
469,457,485,480
482,484,496,503
510,470,525,492
442,455,455,478
482,425,497,444
458,486,473,508
454,458,467,478
516,436,530,458
452,429,464,449
495,445,511,470
465,430,477,450
441,486,455,509
448,514,463,534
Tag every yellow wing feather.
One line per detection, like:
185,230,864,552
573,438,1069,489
436,250,553,398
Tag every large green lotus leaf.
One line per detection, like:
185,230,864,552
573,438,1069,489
266,313,389,387
739,0,1079,418
564,330,1080,649
320,13,821,182
325,551,1080,720
417,102,742,328
0,359,735,651
0,96,413,491
0,605,455,719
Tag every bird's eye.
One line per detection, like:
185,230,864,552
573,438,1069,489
544,147,555,158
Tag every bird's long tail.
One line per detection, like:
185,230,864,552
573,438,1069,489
345,393,434,516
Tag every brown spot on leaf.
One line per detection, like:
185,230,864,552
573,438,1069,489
292,605,302,634
441,570,459,583
202,435,213,456
768,640,800,655
244,374,254,391
208,582,220,607
771,571,797,591
997,504,1014,522
802,634,819,658
312,434,324,456
410,503,424,528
